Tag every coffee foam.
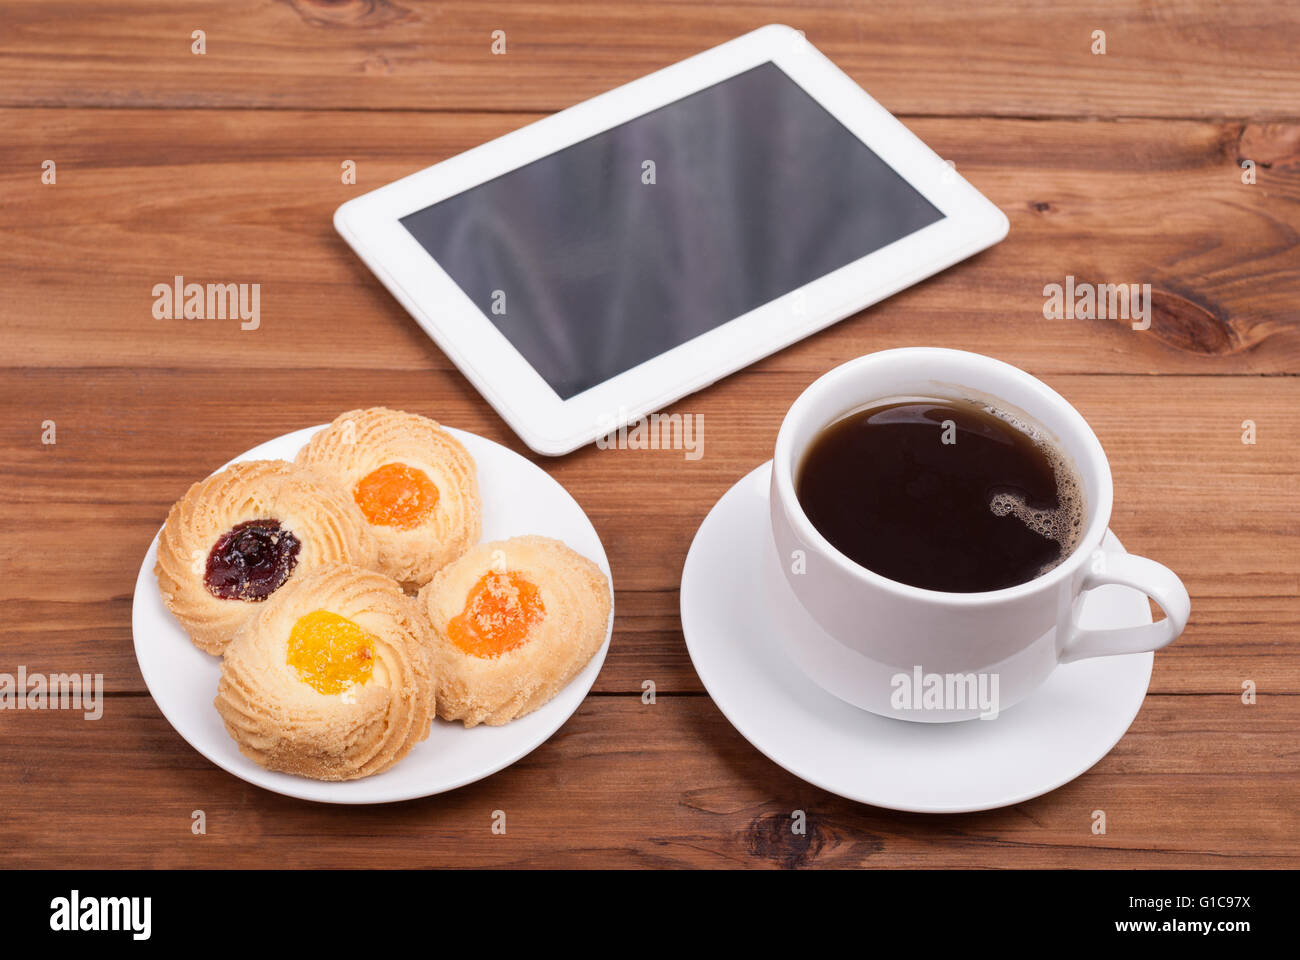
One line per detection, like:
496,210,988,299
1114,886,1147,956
978,402,1086,575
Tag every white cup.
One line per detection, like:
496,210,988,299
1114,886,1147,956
767,347,1190,721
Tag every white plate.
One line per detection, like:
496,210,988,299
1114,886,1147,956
680,462,1154,813
132,425,613,804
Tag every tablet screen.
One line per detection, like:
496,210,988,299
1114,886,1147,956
401,61,944,400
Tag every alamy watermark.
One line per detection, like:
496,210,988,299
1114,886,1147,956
0,667,103,720
50,890,150,940
890,666,1000,719
1043,275,1151,330
152,275,260,330
595,408,703,460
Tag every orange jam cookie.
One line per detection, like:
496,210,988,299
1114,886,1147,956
296,408,480,588
447,570,546,659
154,460,379,655
215,566,436,781
352,462,440,530
418,536,611,727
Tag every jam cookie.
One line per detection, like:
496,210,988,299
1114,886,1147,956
155,460,378,655
215,565,436,781
295,408,481,589
417,535,611,727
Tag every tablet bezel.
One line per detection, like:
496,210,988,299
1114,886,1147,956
335,24,1009,455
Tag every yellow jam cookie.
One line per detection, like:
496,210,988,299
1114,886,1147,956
286,610,377,695
295,408,481,588
418,535,611,727
154,460,379,655
215,565,436,781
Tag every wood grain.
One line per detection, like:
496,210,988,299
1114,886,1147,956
1,0,1297,869
3,110,1298,373
2,371,1296,701
1,695,1295,869
2,1,1298,118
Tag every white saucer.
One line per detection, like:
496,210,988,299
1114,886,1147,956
132,425,613,804
680,462,1153,813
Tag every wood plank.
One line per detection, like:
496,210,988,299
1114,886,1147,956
1,695,1294,868
2,1,1298,118
3,110,1296,374
1,592,1292,698
3,0,1296,875
1,370,1295,692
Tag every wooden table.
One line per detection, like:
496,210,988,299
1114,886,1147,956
2,1,1296,869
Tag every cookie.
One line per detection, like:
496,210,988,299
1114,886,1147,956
295,407,481,588
214,565,436,781
417,535,611,727
155,459,378,655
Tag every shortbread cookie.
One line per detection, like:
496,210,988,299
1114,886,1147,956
215,565,436,781
295,408,481,588
417,535,611,727
155,459,378,655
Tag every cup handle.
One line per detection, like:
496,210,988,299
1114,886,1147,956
1059,549,1190,663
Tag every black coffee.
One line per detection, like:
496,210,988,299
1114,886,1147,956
795,398,1084,592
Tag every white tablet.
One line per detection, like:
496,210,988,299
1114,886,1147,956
335,24,1009,455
